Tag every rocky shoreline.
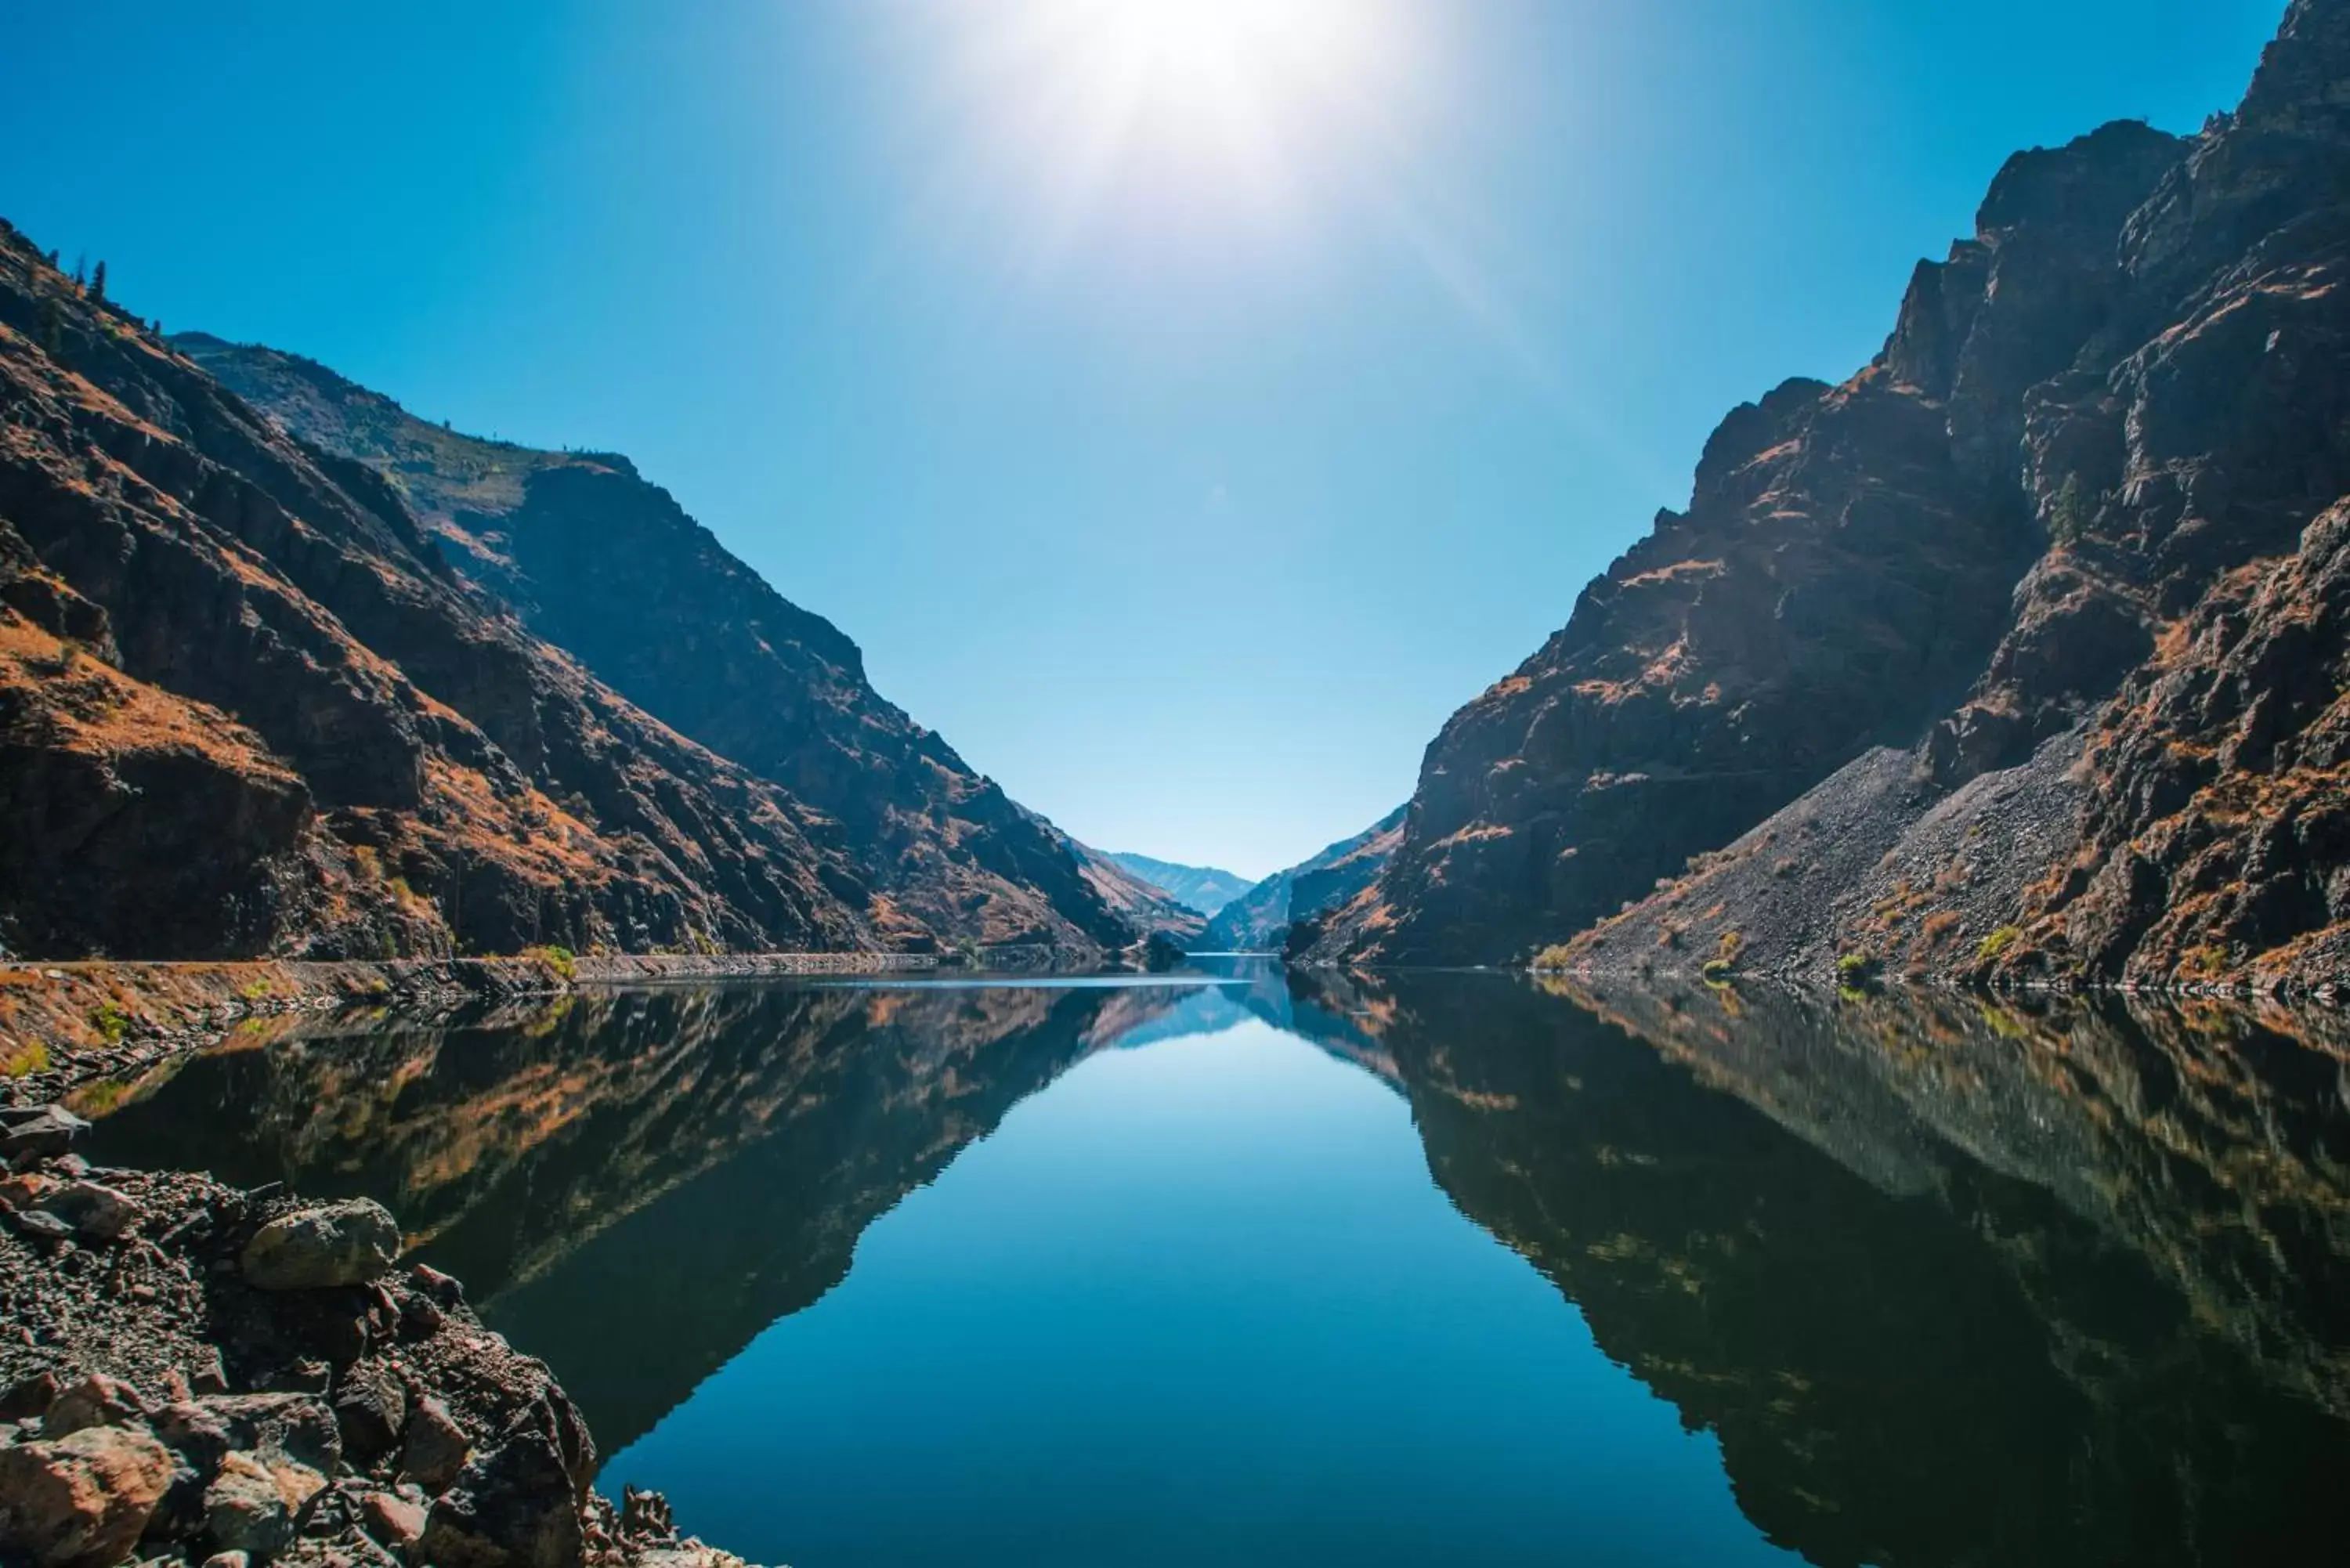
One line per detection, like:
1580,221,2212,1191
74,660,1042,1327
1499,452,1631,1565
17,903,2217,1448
0,952,963,1109
0,1104,762,1568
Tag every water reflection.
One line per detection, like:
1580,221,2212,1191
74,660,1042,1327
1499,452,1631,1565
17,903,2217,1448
1289,970,2350,1566
85,965,2350,1566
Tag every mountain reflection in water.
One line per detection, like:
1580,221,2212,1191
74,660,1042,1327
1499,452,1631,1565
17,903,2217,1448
85,963,2350,1567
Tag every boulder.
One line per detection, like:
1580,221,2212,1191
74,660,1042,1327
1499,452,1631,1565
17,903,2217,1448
0,1423,174,1568
40,1375,152,1439
0,1107,88,1165
204,1450,326,1560
240,1201,402,1291
154,1393,342,1478
360,1490,427,1551
40,1181,143,1243
0,1372,60,1422
417,1433,584,1568
331,1365,407,1467
396,1397,468,1494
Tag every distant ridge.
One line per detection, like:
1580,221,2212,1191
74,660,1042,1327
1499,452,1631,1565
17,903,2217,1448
1204,807,1406,952
1100,852,1253,918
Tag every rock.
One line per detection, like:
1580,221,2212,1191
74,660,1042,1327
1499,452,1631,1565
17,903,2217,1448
396,1398,468,1494
9,1209,73,1243
153,1394,342,1479
0,1107,89,1165
204,1450,326,1560
240,1201,402,1291
0,1423,174,1568
264,1360,333,1396
331,1366,407,1467
202,1552,252,1568
416,1433,584,1568
360,1490,427,1551
40,1375,151,1439
406,1264,462,1305
617,1487,673,1543
39,1181,142,1243
0,1372,60,1422
0,1172,60,1211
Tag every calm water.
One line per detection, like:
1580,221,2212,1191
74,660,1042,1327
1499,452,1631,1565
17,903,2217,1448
84,961,2350,1567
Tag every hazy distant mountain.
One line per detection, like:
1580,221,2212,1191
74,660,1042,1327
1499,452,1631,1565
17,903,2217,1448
1202,807,1406,952
1101,853,1253,917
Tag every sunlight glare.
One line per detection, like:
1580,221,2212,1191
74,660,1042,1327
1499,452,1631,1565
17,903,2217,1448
927,0,1427,262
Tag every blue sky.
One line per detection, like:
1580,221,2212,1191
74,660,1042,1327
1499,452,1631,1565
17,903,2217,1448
4,1,2283,879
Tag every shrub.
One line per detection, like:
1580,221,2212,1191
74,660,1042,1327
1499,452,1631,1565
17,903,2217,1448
1701,957,1737,982
526,944,578,981
1530,944,1577,972
2,1040,49,1078
1977,925,2023,963
90,1003,129,1045
1836,952,1880,985
2049,473,2091,544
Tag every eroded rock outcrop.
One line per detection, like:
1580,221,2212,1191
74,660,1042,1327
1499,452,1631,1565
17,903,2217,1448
172,334,1134,956
1319,0,2350,987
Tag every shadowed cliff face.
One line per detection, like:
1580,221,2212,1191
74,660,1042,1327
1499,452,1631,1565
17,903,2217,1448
0,226,876,959
85,981,1184,1450
1324,0,2350,980
1285,970,2350,1568
168,334,1133,955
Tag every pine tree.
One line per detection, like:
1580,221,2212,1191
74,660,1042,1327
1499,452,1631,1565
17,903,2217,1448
89,260,106,303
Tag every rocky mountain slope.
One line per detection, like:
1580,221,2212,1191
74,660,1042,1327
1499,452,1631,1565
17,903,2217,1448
1098,852,1253,918
1199,808,1405,952
172,334,1132,956
0,229,878,961
1314,0,2350,992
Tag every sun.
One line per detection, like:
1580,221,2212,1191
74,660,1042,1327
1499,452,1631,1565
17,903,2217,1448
1084,0,1359,96
926,0,1424,255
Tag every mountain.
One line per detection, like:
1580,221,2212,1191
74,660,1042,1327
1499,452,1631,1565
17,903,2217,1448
1098,852,1253,917
0,225,1126,961
169,333,1133,956
1314,0,2350,992
1059,833,1209,945
1202,807,1405,951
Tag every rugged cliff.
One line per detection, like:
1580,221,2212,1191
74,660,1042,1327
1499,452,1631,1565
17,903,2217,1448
0,223,1130,961
1318,0,2350,989
172,335,1132,954
0,228,877,960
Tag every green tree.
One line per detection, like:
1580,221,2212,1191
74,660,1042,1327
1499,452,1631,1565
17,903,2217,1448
89,259,106,302
2050,473,2090,545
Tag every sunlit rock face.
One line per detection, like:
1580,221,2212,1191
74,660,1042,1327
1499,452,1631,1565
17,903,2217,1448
169,334,1136,957
0,226,870,961
1321,0,2350,985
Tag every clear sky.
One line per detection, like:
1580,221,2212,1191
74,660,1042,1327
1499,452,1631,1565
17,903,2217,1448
3,1,2284,880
